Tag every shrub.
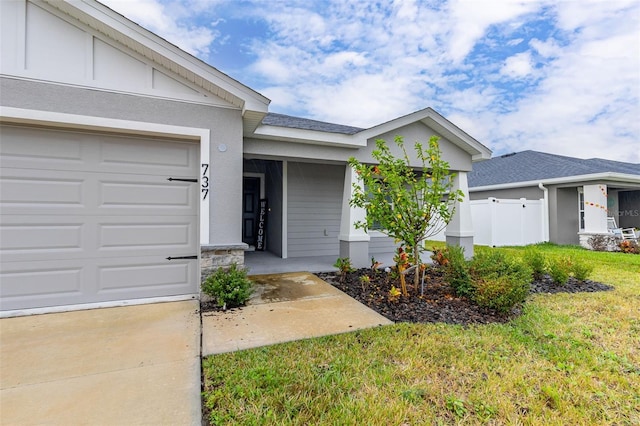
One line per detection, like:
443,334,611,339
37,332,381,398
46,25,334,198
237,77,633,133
442,245,473,298
524,248,547,280
430,247,449,266
619,240,640,254
333,257,354,282
473,274,530,314
570,260,593,281
202,263,253,309
470,250,533,313
359,275,371,292
548,258,571,285
471,250,533,285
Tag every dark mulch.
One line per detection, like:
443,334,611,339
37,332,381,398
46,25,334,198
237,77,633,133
315,267,614,325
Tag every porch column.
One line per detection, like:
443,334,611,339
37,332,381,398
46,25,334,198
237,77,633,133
583,184,608,233
339,165,370,268
445,171,474,259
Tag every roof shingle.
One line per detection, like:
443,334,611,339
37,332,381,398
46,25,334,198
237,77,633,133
261,112,364,135
468,150,640,187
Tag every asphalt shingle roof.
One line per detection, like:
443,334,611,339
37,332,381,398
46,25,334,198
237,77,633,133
468,150,640,188
262,112,364,135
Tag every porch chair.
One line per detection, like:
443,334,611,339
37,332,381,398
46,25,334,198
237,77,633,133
607,217,623,238
621,227,639,242
608,216,638,242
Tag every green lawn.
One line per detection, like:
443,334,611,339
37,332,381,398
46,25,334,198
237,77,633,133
202,244,640,425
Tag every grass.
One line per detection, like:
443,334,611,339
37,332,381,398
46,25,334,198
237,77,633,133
202,244,640,425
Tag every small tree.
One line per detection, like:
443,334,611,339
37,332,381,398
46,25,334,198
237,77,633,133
348,135,464,295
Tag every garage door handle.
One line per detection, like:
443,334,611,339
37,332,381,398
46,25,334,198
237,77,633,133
167,177,198,183
166,255,198,260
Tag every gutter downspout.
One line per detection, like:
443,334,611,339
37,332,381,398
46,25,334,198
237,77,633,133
538,182,549,242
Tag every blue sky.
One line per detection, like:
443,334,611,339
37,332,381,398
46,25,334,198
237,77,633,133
102,0,640,162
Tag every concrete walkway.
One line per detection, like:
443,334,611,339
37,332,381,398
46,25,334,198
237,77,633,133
0,300,201,425
202,272,393,355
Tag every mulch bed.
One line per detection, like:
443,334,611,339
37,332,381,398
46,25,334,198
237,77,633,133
315,267,614,325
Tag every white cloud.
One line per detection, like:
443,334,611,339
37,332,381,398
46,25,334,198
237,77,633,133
500,51,534,78
445,0,542,63
100,0,217,57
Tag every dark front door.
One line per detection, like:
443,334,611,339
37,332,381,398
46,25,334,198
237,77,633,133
242,177,260,246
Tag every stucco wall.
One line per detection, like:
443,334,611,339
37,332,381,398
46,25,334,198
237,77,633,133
1,77,244,246
551,186,580,245
364,122,472,171
469,186,544,201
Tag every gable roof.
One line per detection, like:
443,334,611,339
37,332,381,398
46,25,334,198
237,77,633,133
38,0,269,128
469,150,640,188
255,108,492,161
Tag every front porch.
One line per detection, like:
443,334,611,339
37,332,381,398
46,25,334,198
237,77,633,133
244,250,398,275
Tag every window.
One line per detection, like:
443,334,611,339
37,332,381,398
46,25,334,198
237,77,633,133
578,188,585,230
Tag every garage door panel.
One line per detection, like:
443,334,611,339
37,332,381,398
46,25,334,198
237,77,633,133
99,136,196,172
97,259,196,296
0,262,85,311
0,126,197,177
98,220,194,253
99,180,194,211
1,216,196,262
1,170,197,216
0,174,84,207
0,220,83,260
0,125,85,169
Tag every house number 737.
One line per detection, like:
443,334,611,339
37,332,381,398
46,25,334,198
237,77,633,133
201,163,209,200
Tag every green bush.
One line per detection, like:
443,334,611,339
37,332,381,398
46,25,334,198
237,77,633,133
333,257,355,283
470,250,533,313
442,245,473,298
471,250,533,285
570,260,593,282
202,263,253,309
548,258,570,285
524,248,547,280
473,274,531,314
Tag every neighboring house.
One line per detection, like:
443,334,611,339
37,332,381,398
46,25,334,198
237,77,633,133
0,0,490,314
467,150,640,247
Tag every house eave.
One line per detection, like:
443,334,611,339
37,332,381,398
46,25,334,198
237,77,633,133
469,172,640,192
251,124,364,148
357,107,492,161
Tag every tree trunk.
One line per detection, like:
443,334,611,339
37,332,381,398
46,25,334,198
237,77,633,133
412,243,420,291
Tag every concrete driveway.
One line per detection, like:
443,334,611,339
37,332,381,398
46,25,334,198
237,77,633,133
0,300,201,425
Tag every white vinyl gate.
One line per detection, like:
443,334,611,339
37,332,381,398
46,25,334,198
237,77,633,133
428,197,546,247
470,198,545,247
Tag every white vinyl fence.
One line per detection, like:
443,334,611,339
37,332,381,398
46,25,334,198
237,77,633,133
430,198,546,247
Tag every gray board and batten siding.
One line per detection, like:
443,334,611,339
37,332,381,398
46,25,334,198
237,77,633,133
287,162,344,258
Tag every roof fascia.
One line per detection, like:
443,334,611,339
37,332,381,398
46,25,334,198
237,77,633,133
356,107,492,161
469,172,640,192
250,124,363,147
48,0,269,114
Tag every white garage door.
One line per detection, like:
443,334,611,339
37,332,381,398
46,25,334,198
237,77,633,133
0,125,199,312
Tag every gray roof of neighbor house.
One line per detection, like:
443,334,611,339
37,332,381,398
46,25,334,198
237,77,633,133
469,150,640,187
262,112,364,135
